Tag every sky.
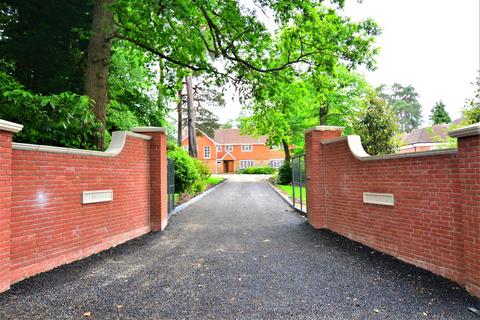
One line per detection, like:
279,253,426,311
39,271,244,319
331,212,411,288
213,0,480,126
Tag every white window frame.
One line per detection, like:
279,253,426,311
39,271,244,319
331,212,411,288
241,145,253,152
225,145,233,152
204,146,211,159
240,160,254,169
270,159,284,168
216,145,222,152
216,160,222,165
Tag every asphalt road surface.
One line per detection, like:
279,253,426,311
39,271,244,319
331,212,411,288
0,177,478,319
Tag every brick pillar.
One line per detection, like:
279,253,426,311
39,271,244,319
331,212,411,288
132,127,168,231
0,120,23,293
449,123,480,297
305,126,344,229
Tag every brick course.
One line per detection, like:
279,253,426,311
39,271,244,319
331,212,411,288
305,125,480,298
0,122,167,293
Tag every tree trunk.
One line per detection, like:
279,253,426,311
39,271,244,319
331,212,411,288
319,104,328,125
84,0,114,150
282,139,291,162
177,88,183,146
186,76,198,158
157,58,165,114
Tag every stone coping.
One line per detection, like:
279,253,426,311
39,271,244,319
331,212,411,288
131,127,166,133
322,135,457,161
448,122,480,138
12,131,151,157
0,119,23,133
305,126,345,133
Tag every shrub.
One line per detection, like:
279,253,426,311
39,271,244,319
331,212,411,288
192,159,211,193
352,95,399,155
167,143,199,194
276,160,292,185
238,166,276,174
166,142,211,195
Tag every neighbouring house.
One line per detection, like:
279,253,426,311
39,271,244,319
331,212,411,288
182,128,287,173
398,124,450,153
398,119,463,153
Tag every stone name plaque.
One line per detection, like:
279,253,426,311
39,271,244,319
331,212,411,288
82,190,113,204
363,192,394,206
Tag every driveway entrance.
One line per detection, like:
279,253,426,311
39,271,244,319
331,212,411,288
0,178,477,319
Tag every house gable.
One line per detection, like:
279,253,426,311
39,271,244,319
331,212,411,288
220,152,236,161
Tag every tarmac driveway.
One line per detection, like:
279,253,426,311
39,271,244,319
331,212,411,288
0,178,478,319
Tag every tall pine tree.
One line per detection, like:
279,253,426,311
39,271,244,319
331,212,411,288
430,101,451,124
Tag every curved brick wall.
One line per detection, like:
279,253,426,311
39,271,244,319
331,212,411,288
305,124,480,298
0,121,167,292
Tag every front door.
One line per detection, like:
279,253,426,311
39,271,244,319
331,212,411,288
223,160,234,173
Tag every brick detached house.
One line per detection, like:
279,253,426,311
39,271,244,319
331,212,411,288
398,124,450,153
182,129,286,173
398,119,463,153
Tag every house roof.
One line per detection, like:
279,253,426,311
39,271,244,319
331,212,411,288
213,129,267,145
401,118,465,145
402,125,449,144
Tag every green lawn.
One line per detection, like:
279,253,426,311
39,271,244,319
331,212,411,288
276,184,307,204
207,176,224,185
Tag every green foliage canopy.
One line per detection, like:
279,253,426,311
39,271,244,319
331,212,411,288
0,63,100,149
238,5,379,155
0,0,94,94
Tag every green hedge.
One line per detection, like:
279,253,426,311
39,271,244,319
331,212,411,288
237,166,276,174
167,142,211,194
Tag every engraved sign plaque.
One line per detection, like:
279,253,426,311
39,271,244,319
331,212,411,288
363,192,394,206
82,190,113,204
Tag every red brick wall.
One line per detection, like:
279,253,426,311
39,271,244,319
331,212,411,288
141,131,168,231
0,131,13,292
0,123,167,293
305,125,480,298
457,135,480,297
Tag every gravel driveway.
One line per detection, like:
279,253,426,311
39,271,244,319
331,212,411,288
0,178,478,319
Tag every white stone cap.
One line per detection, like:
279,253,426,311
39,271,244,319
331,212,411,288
131,127,166,133
0,119,23,133
448,122,480,138
323,135,457,161
12,131,150,157
305,126,344,133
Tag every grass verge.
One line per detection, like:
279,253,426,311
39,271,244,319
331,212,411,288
276,184,307,204
207,176,224,185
